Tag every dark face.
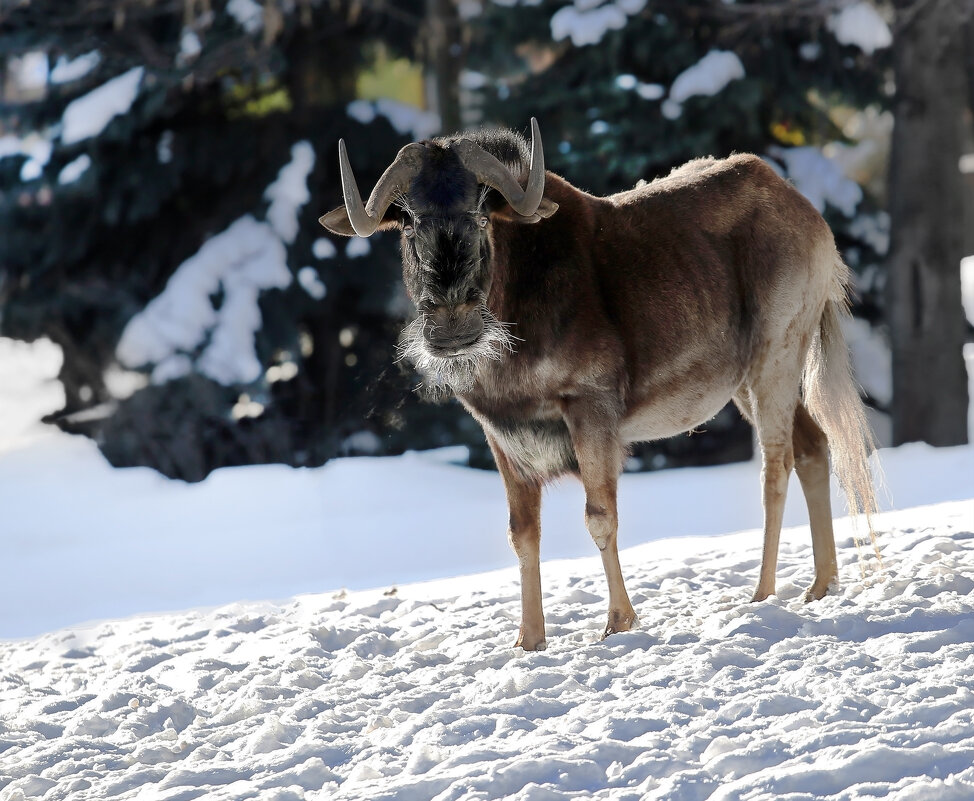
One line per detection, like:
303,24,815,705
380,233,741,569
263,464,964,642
394,147,514,392
401,211,491,355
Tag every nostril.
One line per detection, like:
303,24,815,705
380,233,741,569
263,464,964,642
424,306,484,349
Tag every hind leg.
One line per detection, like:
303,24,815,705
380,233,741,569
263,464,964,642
738,382,799,603
793,404,838,601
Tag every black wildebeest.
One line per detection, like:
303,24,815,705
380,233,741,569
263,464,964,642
320,119,878,651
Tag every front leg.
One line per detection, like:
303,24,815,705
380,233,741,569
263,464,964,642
563,399,637,639
489,437,546,651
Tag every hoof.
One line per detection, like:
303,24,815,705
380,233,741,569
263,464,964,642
750,589,774,603
515,627,547,651
803,579,836,603
602,611,637,640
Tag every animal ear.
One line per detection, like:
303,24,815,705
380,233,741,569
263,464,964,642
492,197,559,224
319,206,356,236
319,206,402,236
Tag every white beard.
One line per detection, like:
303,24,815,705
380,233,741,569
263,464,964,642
397,307,517,397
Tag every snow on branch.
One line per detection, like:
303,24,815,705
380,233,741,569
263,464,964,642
264,141,316,244
661,50,745,120
827,2,892,55
116,216,291,386
60,67,144,146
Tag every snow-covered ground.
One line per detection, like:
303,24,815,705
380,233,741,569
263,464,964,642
1,338,973,799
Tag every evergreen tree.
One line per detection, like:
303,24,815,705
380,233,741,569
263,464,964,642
0,0,481,480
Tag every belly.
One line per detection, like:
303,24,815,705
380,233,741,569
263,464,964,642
620,371,744,443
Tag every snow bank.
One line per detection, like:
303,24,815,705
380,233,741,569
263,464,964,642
828,2,892,55
116,215,290,385
767,145,863,217
662,50,745,119
60,66,144,145
0,498,971,799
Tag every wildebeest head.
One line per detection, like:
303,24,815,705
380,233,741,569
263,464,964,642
319,119,558,392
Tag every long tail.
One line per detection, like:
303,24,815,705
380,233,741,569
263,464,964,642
802,257,881,560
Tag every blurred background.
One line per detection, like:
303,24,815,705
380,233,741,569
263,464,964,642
1,0,971,481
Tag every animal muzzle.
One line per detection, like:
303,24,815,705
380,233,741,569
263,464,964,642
424,304,485,354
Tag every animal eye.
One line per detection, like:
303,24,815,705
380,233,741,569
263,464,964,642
403,224,415,238
477,215,489,229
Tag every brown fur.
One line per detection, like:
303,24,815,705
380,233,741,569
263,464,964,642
322,141,879,651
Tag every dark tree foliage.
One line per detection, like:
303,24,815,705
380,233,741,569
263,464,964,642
0,0,479,481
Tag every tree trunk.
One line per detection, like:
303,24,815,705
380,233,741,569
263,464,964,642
886,0,970,446
423,0,462,134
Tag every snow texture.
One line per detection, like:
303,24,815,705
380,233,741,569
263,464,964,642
2,338,974,798
115,215,290,385
346,99,441,141
57,153,91,185
227,0,264,34
0,492,973,799
767,145,863,218
828,2,893,55
264,141,316,244
550,0,646,47
60,66,144,146
49,51,101,84
663,50,745,119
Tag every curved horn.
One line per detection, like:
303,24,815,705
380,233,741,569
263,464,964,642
339,140,425,237
451,117,546,217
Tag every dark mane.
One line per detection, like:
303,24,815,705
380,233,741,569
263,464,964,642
434,126,531,182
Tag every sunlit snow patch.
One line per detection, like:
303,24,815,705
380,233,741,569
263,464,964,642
50,51,101,84
58,153,92,185
264,141,315,244
960,256,974,328
841,317,891,406
0,337,64,451
663,50,745,119
313,238,337,259
550,0,646,47
346,238,371,258
827,2,892,55
298,266,327,300
347,99,440,140
227,0,263,34
767,145,862,217
61,67,144,145
116,215,291,385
